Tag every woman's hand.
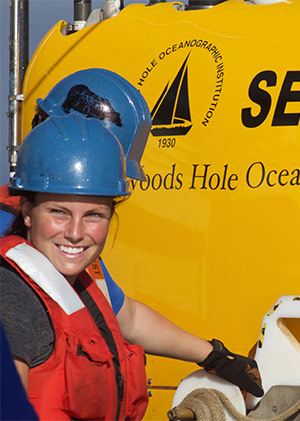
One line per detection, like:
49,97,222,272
198,339,264,397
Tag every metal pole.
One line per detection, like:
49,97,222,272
8,0,27,179
20,0,29,86
74,0,91,31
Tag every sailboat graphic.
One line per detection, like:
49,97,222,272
151,53,192,137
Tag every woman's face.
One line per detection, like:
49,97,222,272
22,193,113,284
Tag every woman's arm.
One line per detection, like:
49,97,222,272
116,295,264,397
116,295,213,362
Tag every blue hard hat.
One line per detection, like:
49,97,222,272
36,68,151,181
10,115,130,197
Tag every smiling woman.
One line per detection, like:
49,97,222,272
0,114,150,420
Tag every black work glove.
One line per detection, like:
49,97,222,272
198,339,264,397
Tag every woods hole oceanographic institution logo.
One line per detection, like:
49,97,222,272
151,53,192,137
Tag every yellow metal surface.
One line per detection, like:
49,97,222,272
21,1,300,418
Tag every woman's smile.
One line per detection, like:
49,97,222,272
57,245,86,255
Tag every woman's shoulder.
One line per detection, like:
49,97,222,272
0,258,27,289
0,259,54,367
0,257,51,325
0,258,37,299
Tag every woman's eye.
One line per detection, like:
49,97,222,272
51,209,65,215
87,212,110,220
89,213,102,219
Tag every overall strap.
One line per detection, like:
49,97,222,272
76,273,124,421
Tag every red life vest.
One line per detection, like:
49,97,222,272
0,184,20,211
1,236,148,420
